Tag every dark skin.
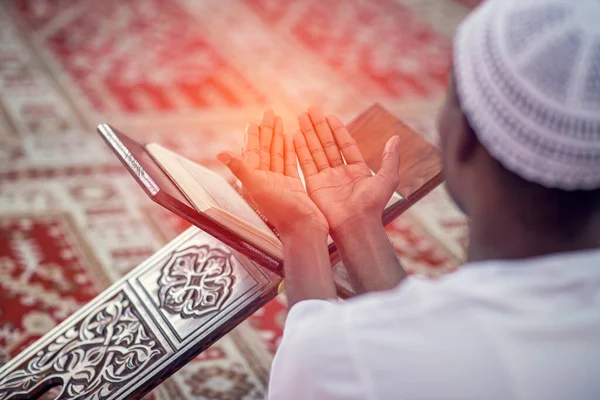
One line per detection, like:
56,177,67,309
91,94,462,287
218,107,403,306
439,76,600,262
218,80,600,306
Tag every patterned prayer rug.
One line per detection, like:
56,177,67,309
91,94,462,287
0,0,471,398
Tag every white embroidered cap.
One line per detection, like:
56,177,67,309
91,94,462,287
454,0,600,190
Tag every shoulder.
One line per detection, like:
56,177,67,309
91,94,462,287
268,269,512,399
342,271,484,327
267,276,469,399
335,270,525,399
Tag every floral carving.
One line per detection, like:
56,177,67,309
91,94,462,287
0,292,164,399
158,245,235,319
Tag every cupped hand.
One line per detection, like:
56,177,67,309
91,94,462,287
217,110,328,237
294,106,401,233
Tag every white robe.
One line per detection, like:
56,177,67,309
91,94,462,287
268,249,600,400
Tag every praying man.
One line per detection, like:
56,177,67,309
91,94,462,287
217,0,600,398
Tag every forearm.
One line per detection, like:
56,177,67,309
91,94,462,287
332,214,406,294
280,226,337,308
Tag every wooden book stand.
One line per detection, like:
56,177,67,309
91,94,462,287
0,105,442,399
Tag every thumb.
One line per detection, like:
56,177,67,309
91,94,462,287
217,152,253,183
375,136,401,190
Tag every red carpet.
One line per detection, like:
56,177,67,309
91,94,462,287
0,0,470,397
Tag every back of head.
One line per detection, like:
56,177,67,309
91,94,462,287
447,0,600,256
455,0,600,189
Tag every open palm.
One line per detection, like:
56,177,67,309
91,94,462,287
217,110,328,236
294,107,401,232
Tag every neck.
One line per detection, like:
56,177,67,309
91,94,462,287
466,208,600,263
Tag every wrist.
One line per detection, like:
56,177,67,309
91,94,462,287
330,212,404,294
278,221,329,245
279,220,336,306
331,212,383,242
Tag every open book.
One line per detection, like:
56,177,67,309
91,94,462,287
148,142,402,260
97,105,443,277
146,143,285,259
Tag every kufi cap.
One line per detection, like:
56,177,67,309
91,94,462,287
454,0,600,190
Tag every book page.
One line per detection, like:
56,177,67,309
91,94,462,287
178,156,277,238
146,143,277,241
386,188,404,208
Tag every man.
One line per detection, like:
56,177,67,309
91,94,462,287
217,0,600,398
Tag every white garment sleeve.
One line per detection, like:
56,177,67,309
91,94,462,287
267,299,369,400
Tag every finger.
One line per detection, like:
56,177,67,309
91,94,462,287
270,116,285,174
376,136,401,191
326,115,365,165
217,152,253,183
243,123,260,169
293,130,319,178
284,133,299,178
259,109,275,170
307,106,344,167
298,111,330,171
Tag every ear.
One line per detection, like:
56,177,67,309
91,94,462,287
437,80,478,168
455,114,479,165
445,75,480,166
437,75,482,215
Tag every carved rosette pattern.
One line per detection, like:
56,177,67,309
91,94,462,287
158,245,235,319
0,292,165,400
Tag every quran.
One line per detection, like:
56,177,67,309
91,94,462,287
97,104,442,276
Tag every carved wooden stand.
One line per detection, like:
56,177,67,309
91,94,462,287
0,105,442,399
0,229,281,399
